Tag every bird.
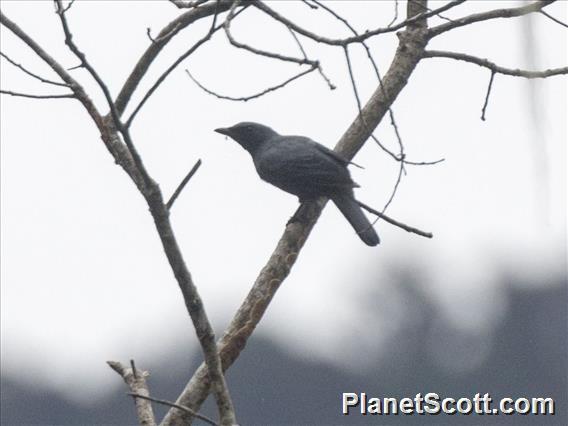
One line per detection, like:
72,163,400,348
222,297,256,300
215,122,380,246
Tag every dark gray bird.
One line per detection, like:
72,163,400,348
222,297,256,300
215,122,380,246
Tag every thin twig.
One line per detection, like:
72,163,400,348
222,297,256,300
125,1,237,127
0,89,74,99
224,0,335,90
409,0,454,22
315,0,443,167
301,0,318,10
287,25,308,60
539,9,568,28
62,0,76,13
169,0,209,9
253,0,467,46
423,50,568,78
381,161,405,212
387,0,399,27
115,0,233,116
54,0,153,189
428,0,555,38
166,159,202,210
357,200,433,238
481,70,496,121
0,51,69,86
128,393,218,426
146,27,156,43
186,66,317,102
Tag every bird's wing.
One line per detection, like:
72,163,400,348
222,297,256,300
256,136,356,196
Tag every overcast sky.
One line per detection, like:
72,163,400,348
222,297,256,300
1,0,566,405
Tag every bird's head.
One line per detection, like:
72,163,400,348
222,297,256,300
215,122,278,154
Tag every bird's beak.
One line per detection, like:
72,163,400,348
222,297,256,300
214,127,231,136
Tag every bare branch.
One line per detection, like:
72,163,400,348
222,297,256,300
0,11,109,134
481,70,496,121
162,5,432,423
125,1,230,127
128,393,218,426
107,361,157,426
3,9,237,425
115,0,233,116
166,159,202,210
422,50,568,78
428,0,555,38
253,0,466,46
0,89,74,99
223,1,312,66
322,1,442,170
0,51,69,87
169,0,209,8
539,9,568,28
54,0,155,191
357,200,432,238
388,0,400,27
185,66,317,102
409,0,454,23
222,1,334,90
381,160,406,212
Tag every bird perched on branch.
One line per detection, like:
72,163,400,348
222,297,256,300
215,122,380,246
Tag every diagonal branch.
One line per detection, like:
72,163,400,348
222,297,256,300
223,1,312,66
161,4,431,424
115,0,234,116
166,159,202,210
3,7,237,425
0,51,69,87
253,0,465,46
427,0,555,38
539,9,568,28
422,50,568,78
127,393,217,426
125,0,230,127
108,361,157,426
185,65,317,102
54,0,154,193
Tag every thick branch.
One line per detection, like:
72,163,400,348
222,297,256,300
161,11,430,426
428,0,555,38
108,361,157,426
422,50,568,78
145,190,237,426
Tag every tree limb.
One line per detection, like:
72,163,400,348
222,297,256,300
0,51,69,86
115,0,234,115
427,0,555,38
161,3,431,424
422,50,568,78
0,89,74,99
253,0,465,46
107,361,157,426
2,7,237,425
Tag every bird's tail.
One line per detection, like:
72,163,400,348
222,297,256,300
332,193,380,246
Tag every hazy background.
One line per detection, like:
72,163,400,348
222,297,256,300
1,1,566,424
